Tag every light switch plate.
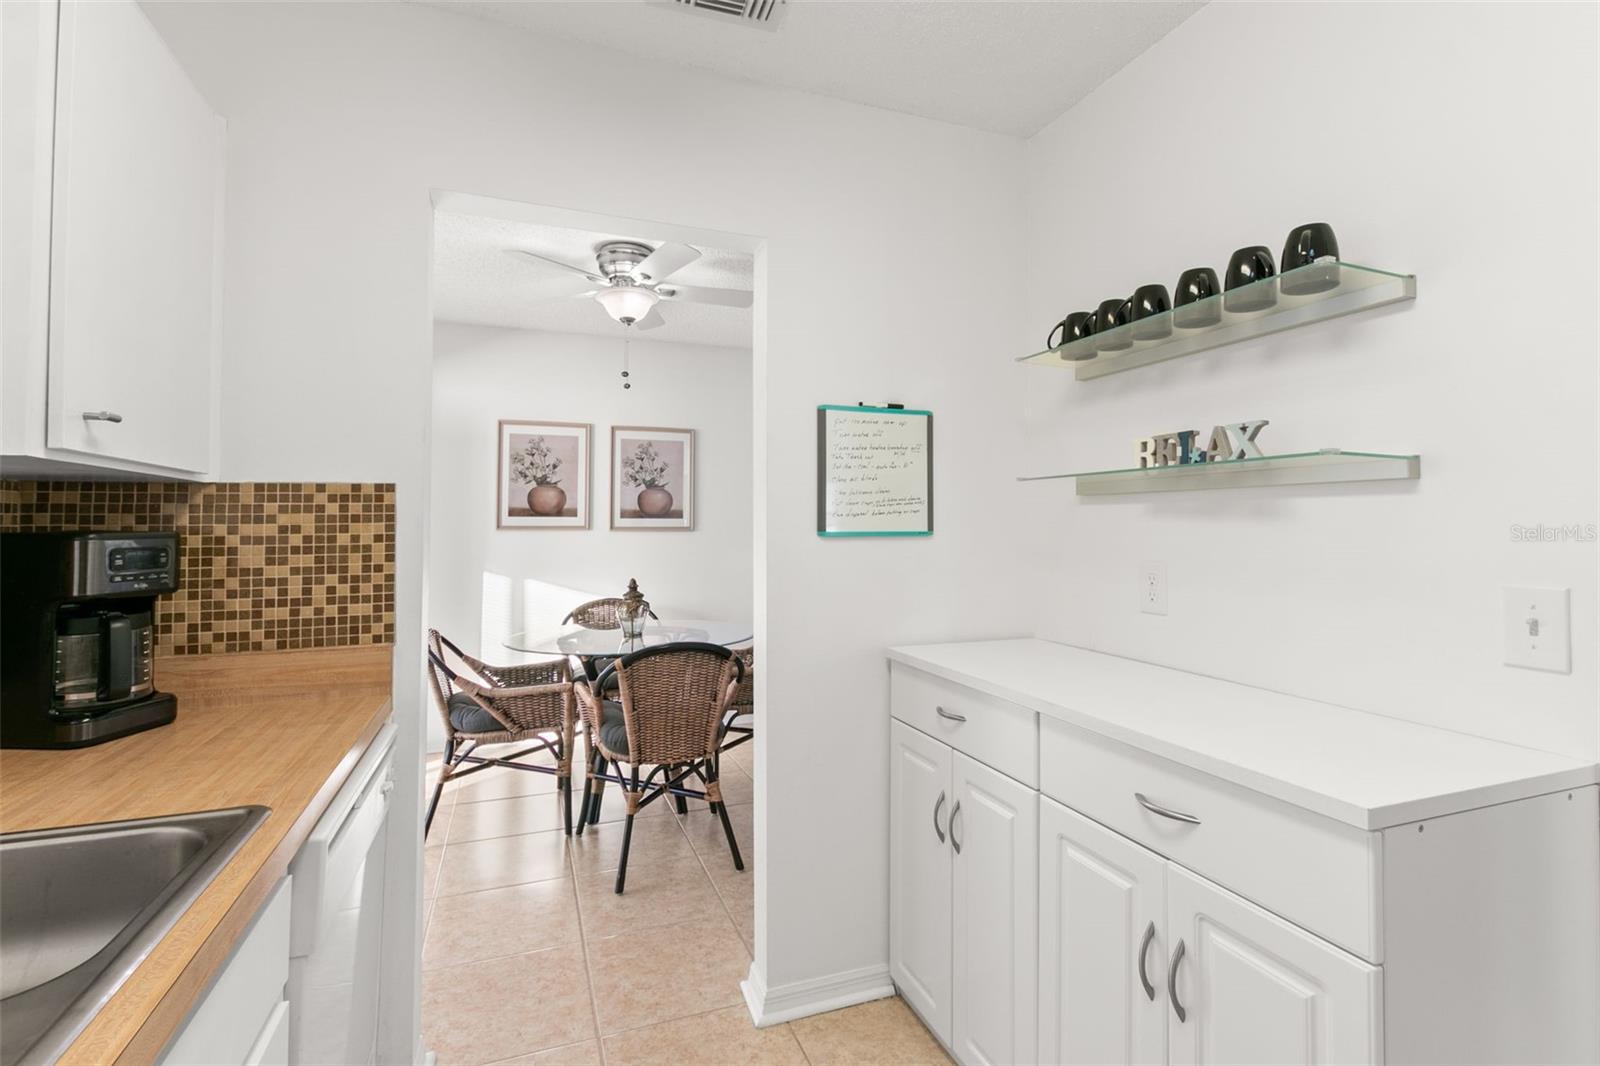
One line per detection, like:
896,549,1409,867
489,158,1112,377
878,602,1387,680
1141,561,1167,616
1503,586,1570,673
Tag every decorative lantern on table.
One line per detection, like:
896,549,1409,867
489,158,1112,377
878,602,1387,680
618,578,651,641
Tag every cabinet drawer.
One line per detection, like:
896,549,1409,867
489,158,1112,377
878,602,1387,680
891,663,1036,787
1040,717,1381,962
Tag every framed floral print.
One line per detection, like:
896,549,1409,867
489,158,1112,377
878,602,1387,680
497,420,591,529
611,426,695,531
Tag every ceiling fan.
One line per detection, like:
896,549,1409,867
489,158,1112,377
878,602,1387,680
504,239,752,331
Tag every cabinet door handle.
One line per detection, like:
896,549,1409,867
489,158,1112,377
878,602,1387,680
949,800,963,854
1168,939,1187,1023
1135,792,1201,826
932,791,946,844
1137,920,1156,1001
934,705,967,723
82,410,123,423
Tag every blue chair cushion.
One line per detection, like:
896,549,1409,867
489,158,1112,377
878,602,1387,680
448,691,502,734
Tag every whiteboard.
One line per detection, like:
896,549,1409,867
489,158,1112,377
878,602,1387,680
816,405,933,536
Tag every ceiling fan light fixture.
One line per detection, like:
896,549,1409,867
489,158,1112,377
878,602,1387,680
595,285,660,325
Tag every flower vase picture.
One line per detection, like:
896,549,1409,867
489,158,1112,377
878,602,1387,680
497,420,591,528
611,426,694,531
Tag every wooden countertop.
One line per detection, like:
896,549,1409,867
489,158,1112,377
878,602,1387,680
0,644,393,1065
888,638,1600,829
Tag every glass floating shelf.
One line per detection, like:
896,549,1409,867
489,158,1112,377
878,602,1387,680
1018,449,1421,496
1019,262,1416,380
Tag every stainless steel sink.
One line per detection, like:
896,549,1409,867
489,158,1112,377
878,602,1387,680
0,806,268,1065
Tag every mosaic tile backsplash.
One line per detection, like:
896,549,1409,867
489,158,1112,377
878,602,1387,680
0,481,395,655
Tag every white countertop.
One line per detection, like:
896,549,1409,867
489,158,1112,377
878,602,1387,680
887,638,1598,830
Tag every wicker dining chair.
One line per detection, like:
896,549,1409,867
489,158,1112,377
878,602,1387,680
572,643,745,893
720,646,755,757
425,630,575,838
562,597,660,630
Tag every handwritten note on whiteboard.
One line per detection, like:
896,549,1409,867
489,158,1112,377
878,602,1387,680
816,405,933,537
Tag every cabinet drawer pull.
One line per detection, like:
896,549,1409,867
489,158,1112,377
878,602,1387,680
934,705,967,723
1135,792,1201,826
82,410,123,423
1168,939,1187,1023
932,791,946,844
950,800,963,854
1137,920,1156,1001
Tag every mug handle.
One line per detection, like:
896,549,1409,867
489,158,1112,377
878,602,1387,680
1048,318,1069,350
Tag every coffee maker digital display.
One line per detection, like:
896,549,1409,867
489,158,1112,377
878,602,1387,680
1,532,180,748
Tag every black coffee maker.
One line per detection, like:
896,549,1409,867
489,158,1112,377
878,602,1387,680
1,531,180,748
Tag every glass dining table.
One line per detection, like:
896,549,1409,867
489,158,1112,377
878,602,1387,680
503,619,753,677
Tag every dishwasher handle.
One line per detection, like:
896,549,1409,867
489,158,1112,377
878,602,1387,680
288,722,396,958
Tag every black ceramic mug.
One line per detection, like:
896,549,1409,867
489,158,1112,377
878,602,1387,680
1223,246,1277,313
1128,284,1172,341
1046,310,1098,359
1173,267,1222,328
1093,297,1132,350
1280,222,1341,295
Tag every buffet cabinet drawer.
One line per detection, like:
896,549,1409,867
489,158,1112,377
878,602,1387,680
1039,717,1382,962
890,663,1037,788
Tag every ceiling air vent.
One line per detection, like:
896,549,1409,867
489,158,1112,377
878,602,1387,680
655,0,787,31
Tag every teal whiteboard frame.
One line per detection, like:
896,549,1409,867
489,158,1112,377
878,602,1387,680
816,404,933,537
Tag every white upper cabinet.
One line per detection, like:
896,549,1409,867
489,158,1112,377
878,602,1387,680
950,752,1037,1066
1039,797,1167,1066
2,0,223,477
889,719,954,1045
1164,864,1381,1066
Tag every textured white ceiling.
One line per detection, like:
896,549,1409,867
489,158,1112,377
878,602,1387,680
431,210,754,349
414,0,1204,137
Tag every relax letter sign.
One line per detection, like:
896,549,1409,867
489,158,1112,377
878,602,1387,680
1136,419,1269,468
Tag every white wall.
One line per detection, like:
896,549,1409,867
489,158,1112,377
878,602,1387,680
427,322,754,749
1021,1,1599,758
145,0,1028,1039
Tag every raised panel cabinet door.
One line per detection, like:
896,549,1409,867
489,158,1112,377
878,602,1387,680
951,751,1038,1066
1166,864,1381,1066
889,719,954,1045
1038,798,1167,1066
47,0,222,473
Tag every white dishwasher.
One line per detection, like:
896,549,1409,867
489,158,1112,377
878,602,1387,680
287,722,395,1066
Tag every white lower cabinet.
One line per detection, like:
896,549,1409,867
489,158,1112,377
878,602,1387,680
890,719,954,1043
1038,797,1380,1066
1038,798,1166,1066
1165,864,1380,1066
951,753,1037,1066
161,878,291,1066
892,654,1600,1066
890,720,1036,1064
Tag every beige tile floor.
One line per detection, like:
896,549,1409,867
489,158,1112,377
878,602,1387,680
422,741,952,1066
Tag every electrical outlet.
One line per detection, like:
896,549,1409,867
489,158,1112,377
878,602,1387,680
1141,561,1167,616
1503,586,1570,673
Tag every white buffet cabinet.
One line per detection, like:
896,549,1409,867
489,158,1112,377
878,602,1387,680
887,639,1600,1066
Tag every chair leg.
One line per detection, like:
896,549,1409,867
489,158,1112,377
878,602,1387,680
674,764,689,815
614,763,639,894
423,740,454,839
588,745,607,825
707,764,744,871
576,743,595,838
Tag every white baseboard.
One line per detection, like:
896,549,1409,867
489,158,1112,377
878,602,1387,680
741,961,896,1027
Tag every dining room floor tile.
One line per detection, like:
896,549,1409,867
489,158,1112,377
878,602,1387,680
423,878,581,971
789,997,955,1066
573,853,733,940
601,1005,808,1065
434,829,572,897
584,914,751,1035
422,944,596,1065
424,747,949,1065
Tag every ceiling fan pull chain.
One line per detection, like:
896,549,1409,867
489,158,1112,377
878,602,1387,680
621,325,632,390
